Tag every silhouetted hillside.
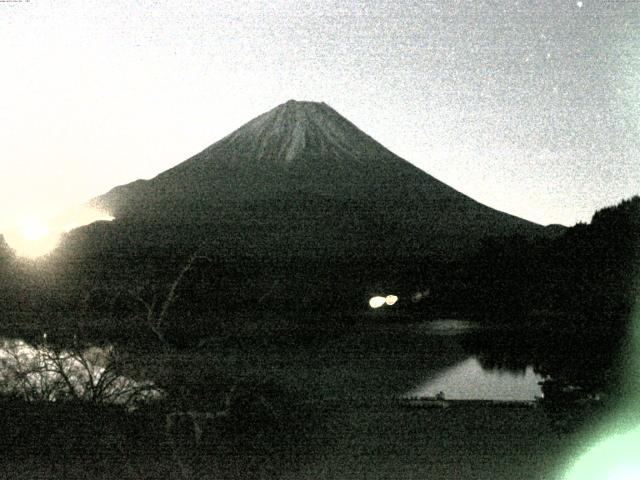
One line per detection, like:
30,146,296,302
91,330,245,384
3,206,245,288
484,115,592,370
0,234,12,262
460,195,639,326
0,235,20,315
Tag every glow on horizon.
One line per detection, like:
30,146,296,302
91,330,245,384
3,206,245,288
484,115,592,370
18,217,49,242
3,207,114,258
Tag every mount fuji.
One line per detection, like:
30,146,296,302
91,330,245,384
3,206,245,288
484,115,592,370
88,100,544,261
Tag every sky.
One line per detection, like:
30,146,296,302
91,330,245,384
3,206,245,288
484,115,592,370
1,0,639,255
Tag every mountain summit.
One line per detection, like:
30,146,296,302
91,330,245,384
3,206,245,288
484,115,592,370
90,100,541,259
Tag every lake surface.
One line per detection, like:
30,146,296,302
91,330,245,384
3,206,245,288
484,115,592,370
401,320,544,400
1,319,614,480
0,321,546,403
406,357,543,400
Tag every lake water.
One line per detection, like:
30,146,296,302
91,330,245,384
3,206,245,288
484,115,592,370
216,320,547,402
0,322,599,480
0,320,545,404
402,321,544,400
406,357,543,400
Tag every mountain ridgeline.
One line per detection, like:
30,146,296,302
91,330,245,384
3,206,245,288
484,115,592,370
87,100,545,261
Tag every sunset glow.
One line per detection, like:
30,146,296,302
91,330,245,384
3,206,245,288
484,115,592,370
18,217,49,242
4,207,114,258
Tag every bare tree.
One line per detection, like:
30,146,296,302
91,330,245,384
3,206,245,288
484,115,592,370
0,339,163,408
133,246,210,345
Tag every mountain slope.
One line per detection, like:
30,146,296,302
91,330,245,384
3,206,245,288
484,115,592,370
89,100,543,260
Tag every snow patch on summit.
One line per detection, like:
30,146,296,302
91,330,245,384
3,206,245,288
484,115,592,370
216,100,368,167
284,114,307,163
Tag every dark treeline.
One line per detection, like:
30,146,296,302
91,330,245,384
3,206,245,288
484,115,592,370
451,196,639,400
455,196,639,329
0,234,13,281
0,196,638,447
0,234,22,313
0,197,638,347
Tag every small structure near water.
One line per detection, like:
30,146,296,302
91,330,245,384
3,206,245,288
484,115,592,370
398,390,538,409
399,392,449,409
536,379,604,405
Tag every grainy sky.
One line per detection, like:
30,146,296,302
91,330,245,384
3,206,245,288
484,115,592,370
1,0,639,248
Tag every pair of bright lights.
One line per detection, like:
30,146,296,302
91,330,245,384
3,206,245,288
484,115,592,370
369,295,398,309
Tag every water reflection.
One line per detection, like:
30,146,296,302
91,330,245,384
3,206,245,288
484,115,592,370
406,321,625,402
0,337,163,408
460,327,626,398
414,319,476,335
407,357,544,401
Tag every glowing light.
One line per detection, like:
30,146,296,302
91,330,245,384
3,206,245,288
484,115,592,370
19,217,49,241
5,216,60,258
369,294,399,308
385,295,398,306
369,296,386,309
3,207,115,258
60,207,114,233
